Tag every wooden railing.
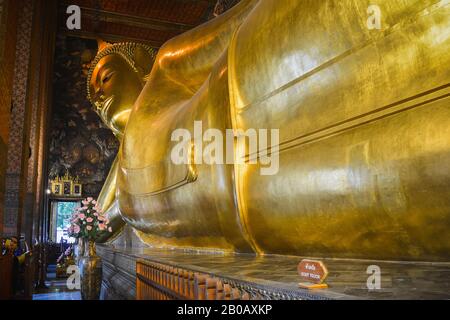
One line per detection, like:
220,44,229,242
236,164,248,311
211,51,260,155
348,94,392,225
136,260,249,300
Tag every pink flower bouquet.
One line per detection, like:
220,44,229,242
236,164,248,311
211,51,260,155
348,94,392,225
68,197,112,241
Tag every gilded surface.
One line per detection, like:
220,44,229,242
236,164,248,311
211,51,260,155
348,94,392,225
89,0,450,261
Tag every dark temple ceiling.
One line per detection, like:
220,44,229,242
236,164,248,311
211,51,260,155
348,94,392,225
58,0,239,48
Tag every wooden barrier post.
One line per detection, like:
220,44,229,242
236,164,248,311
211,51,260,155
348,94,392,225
194,274,208,300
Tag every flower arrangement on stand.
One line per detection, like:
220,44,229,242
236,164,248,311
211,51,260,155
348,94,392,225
68,197,112,300
68,197,112,240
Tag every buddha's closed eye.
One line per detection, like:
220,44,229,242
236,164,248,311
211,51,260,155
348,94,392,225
101,71,116,85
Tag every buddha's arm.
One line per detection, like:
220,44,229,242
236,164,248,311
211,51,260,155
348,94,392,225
96,156,125,243
147,0,259,98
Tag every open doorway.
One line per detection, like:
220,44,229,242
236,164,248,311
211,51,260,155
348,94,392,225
49,200,80,244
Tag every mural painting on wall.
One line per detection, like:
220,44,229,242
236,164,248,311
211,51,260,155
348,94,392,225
48,36,119,197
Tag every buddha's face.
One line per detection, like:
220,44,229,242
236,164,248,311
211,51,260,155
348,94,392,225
89,53,144,137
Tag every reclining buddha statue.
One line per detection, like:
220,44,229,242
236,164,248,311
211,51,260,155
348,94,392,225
88,0,450,261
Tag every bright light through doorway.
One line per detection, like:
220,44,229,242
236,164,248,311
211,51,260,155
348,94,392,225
56,201,79,244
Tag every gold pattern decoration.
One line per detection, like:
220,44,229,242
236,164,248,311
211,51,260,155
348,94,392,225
50,171,82,197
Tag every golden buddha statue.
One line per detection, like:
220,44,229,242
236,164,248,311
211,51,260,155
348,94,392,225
87,40,157,241
89,0,450,261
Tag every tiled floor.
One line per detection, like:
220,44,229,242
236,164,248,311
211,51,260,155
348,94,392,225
33,265,81,300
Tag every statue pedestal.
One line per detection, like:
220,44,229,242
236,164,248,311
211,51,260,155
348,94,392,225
97,244,450,300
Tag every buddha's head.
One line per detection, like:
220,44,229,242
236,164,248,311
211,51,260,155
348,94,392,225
87,41,156,138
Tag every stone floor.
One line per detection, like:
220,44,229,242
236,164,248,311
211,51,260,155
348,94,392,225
32,265,81,300
101,245,450,300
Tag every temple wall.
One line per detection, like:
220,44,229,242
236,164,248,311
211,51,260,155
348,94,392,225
0,0,18,235
0,0,18,144
0,137,6,234
48,36,119,197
